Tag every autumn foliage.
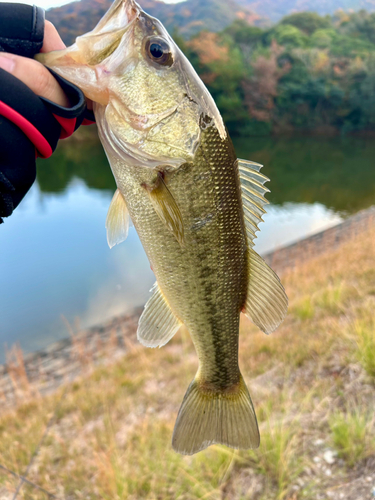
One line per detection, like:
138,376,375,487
48,1,375,136
180,10,375,135
243,41,291,122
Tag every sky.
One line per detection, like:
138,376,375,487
0,0,183,9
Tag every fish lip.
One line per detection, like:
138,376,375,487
93,0,141,33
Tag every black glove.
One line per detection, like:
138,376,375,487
0,3,95,224
0,3,45,57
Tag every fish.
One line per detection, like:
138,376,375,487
37,0,288,455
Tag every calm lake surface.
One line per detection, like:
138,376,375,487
1,132,374,363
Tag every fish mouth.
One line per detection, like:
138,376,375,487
36,0,142,69
91,0,141,35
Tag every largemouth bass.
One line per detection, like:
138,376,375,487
37,0,288,455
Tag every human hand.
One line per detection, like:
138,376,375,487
0,4,94,224
0,20,70,107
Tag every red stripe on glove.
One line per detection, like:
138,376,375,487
0,100,52,158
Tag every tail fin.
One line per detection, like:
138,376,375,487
172,373,260,455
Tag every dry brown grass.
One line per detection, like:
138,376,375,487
4,344,40,404
1,227,375,499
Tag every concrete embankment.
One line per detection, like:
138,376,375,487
1,206,374,410
264,206,375,275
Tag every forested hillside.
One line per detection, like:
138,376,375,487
47,0,262,45
179,10,375,135
47,0,375,43
47,3,375,137
237,0,375,22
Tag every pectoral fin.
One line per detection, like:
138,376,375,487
144,173,184,246
106,189,130,249
244,249,288,335
138,283,181,348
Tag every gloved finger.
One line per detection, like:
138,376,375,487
41,20,66,53
0,52,70,107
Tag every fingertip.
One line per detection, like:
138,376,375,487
0,54,16,73
1,53,71,108
41,21,66,53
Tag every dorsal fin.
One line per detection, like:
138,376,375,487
244,249,288,335
237,159,270,248
239,160,288,333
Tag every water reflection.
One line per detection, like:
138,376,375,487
0,132,374,362
0,181,154,362
38,132,375,214
37,136,116,193
234,136,375,214
255,203,342,254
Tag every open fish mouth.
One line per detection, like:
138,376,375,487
37,0,140,69
36,0,226,162
92,0,140,34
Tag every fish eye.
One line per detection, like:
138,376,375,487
145,38,173,67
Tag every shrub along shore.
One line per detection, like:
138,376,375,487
0,208,374,499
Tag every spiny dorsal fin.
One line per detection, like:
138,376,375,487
238,159,270,248
244,249,288,335
106,188,130,249
144,173,184,246
137,282,181,348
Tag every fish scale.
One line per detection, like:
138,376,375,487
113,125,247,392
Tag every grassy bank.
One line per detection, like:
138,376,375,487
1,226,375,500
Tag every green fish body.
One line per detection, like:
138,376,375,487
37,0,288,455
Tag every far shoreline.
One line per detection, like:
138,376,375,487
67,124,375,143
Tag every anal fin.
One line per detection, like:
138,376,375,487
245,249,288,335
138,283,181,348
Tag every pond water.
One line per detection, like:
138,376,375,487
1,132,374,362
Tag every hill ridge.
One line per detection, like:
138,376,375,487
237,0,375,22
46,0,262,45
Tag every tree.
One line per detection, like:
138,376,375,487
224,20,264,46
269,24,308,48
243,41,290,122
280,12,331,35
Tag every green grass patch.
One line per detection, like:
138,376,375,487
314,283,355,315
251,419,303,499
353,316,375,377
329,409,375,467
291,296,315,320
